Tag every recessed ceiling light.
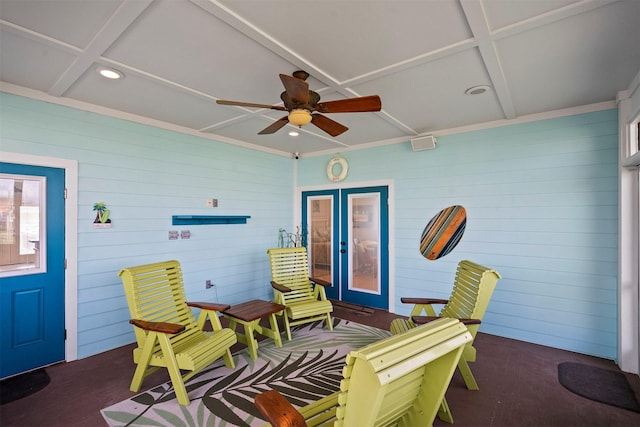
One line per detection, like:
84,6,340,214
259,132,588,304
465,85,490,95
97,66,124,80
288,131,299,136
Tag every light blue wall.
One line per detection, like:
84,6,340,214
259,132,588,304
1,93,293,358
1,92,619,361
298,109,619,360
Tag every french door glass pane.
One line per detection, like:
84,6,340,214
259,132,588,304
0,175,45,276
308,197,332,281
349,193,380,294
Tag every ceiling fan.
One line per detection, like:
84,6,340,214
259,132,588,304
216,71,382,137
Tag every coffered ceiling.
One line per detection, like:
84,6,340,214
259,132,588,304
1,0,639,156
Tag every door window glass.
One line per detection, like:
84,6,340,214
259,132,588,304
308,197,333,281
349,193,380,294
0,175,45,276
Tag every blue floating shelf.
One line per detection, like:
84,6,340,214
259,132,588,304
172,215,251,225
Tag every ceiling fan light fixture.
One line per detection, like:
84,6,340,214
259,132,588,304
97,66,124,80
288,109,312,127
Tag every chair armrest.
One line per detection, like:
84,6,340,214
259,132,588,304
309,277,331,287
129,319,185,334
187,301,231,312
271,281,292,293
411,315,440,325
400,297,449,305
459,318,482,326
255,390,307,427
412,316,481,326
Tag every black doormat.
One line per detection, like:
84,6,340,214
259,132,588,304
558,362,640,413
0,369,50,405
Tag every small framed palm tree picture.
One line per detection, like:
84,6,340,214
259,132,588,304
93,202,112,228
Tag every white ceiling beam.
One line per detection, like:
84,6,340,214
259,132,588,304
48,0,153,96
0,19,81,54
492,0,620,40
460,0,516,119
191,0,339,88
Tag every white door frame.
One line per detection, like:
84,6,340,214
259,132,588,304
295,179,395,312
617,88,639,374
1,152,78,362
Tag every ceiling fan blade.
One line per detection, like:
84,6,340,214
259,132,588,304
315,95,381,113
280,74,309,104
311,114,349,137
216,99,287,111
258,116,289,135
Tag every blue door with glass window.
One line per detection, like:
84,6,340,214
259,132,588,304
302,186,389,309
0,163,65,378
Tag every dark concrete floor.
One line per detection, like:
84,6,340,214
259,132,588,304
1,302,639,427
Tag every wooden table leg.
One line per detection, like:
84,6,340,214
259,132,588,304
266,313,283,348
224,316,260,359
222,302,285,359
239,319,260,360
243,320,260,360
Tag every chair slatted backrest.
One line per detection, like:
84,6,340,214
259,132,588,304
440,260,500,323
121,260,200,351
267,247,315,302
335,318,472,426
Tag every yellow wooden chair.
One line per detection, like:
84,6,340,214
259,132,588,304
390,259,501,422
255,318,473,427
267,247,333,340
119,260,237,405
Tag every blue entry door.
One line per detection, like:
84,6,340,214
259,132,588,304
302,186,389,309
0,163,66,378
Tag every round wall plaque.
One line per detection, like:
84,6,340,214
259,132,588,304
327,156,348,182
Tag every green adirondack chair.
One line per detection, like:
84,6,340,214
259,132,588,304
390,259,501,422
119,260,237,405
267,247,333,340
255,318,473,427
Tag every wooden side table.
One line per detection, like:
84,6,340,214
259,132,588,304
222,299,285,359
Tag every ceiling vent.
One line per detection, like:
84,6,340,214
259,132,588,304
410,135,436,151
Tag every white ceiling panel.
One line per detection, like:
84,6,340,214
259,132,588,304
483,0,578,30
353,48,503,133
0,0,121,48
217,0,472,82
1,0,639,156
104,0,296,103
497,1,640,116
65,67,238,130
0,29,77,92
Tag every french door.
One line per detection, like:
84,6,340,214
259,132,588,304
302,186,388,310
0,163,66,378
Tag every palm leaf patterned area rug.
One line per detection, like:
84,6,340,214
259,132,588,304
101,319,390,426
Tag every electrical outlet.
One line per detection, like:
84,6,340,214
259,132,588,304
206,280,214,289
